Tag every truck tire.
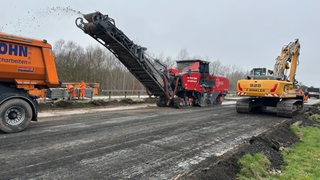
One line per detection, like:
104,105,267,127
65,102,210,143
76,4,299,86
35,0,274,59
0,99,32,133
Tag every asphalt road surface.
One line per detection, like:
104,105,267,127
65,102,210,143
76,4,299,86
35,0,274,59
0,102,289,179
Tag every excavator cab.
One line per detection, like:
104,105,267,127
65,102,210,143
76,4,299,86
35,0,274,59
248,68,274,80
250,68,267,76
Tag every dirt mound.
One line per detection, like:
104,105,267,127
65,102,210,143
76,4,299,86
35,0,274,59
184,107,319,180
38,98,153,112
302,105,320,126
119,98,136,104
185,121,298,180
38,100,88,111
90,99,112,106
54,100,74,107
144,97,157,104
246,122,298,168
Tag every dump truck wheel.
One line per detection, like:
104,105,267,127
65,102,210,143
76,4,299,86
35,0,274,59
0,99,32,133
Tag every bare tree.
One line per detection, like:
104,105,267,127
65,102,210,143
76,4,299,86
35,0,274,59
154,52,176,68
208,60,249,90
53,40,144,91
177,48,190,60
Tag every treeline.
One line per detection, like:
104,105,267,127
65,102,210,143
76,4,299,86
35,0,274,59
53,40,248,91
53,40,144,91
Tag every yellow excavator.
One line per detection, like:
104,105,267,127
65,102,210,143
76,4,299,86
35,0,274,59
236,39,304,117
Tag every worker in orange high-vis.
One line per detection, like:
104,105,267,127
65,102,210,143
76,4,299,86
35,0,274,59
303,90,309,103
66,84,76,100
79,81,86,99
298,89,308,103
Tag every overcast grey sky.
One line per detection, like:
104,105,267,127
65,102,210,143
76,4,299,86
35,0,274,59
2,0,319,87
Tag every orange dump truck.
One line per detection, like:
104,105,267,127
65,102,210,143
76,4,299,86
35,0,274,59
0,32,102,133
0,32,60,133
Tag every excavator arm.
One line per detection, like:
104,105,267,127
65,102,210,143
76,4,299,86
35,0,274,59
273,39,300,83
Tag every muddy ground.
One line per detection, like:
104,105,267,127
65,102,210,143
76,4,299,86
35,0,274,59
35,99,319,179
2,100,288,179
183,105,320,180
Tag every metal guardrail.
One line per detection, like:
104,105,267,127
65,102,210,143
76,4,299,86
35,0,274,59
101,90,148,100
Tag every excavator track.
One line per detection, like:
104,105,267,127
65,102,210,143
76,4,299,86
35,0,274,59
276,99,303,118
237,97,303,117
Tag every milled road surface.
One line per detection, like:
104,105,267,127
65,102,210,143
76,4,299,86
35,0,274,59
0,102,288,179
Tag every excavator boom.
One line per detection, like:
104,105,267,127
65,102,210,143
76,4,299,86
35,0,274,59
273,39,300,83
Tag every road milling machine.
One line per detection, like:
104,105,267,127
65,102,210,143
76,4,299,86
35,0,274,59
236,39,304,117
76,12,229,108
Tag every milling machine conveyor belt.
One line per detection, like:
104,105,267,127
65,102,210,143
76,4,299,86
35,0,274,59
76,12,168,97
